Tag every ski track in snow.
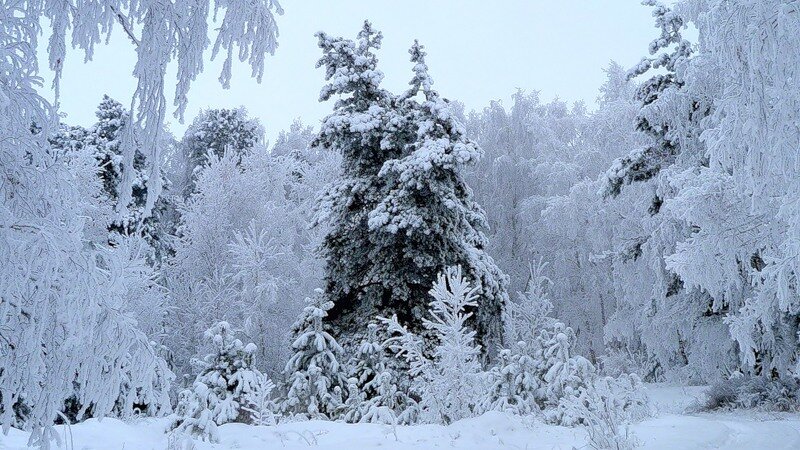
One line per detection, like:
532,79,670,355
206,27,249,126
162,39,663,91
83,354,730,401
2,384,799,449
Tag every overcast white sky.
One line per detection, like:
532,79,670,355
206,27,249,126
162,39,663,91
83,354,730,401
40,1,657,142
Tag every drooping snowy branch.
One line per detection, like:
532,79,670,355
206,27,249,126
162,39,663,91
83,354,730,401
36,0,283,219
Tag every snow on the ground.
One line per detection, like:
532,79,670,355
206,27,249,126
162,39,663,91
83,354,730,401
643,383,708,414
3,384,800,449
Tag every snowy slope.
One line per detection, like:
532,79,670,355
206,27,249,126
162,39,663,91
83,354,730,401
3,385,800,449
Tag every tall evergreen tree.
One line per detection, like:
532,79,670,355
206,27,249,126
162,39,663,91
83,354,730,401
312,22,407,348
368,41,508,353
314,24,507,355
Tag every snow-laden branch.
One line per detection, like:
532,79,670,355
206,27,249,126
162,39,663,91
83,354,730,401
39,0,283,220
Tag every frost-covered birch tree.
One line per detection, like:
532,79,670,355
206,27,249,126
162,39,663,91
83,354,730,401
665,0,800,379
599,0,800,383
167,135,336,380
0,0,281,446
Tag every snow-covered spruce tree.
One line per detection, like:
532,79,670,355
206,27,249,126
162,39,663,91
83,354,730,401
484,265,557,416
539,323,595,424
502,260,556,346
81,95,135,207
311,22,406,351
342,323,415,424
342,323,383,423
484,325,595,425
179,107,264,197
281,289,348,419
314,26,507,356
171,322,271,442
368,41,509,356
482,347,540,415
360,369,417,425
380,266,484,425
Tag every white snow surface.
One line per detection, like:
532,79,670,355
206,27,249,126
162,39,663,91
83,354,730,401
3,384,800,449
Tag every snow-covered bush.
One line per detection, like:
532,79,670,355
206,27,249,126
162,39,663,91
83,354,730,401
564,374,650,450
598,347,661,381
701,376,800,412
359,370,417,425
484,322,595,425
242,376,277,426
540,324,595,409
380,266,485,425
488,260,596,424
170,322,271,442
343,323,416,424
281,290,348,420
482,346,540,415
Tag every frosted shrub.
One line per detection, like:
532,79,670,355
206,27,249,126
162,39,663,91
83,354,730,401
539,322,595,425
564,374,650,450
381,266,485,425
281,290,348,420
497,323,595,425
702,376,800,412
482,346,541,415
342,323,415,424
541,324,595,404
489,262,596,424
598,347,661,381
170,322,272,442
736,377,800,411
